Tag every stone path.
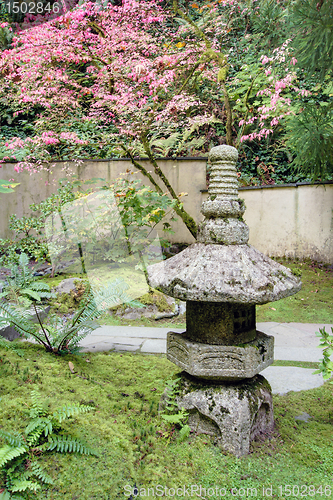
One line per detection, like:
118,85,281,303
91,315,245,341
79,322,333,395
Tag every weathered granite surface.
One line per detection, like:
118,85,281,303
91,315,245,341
148,144,301,304
152,145,298,457
167,330,274,380
186,301,256,345
197,218,249,245
161,373,274,457
148,243,301,304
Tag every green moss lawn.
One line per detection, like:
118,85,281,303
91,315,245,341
1,342,333,499
1,257,333,499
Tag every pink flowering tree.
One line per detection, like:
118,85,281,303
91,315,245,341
2,0,328,199
0,0,242,236
232,40,306,145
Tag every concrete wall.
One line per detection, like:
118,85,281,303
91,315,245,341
239,184,333,264
0,159,332,263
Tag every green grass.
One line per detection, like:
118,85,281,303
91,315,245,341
1,343,333,499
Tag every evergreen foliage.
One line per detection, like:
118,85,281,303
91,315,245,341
0,390,97,499
159,377,191,443
0,284,101,354
291,0,333,81
285,105,333,179
314,327,333,381
0,253,55,307
285,0,333,179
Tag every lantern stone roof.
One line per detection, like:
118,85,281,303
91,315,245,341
147,145,301,304
147,242,301,304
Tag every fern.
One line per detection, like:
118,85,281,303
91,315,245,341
0,302,37,340
178,424,191,443
25,425,46,447
1,273,134,355
10,480,41,493
46,435,98,456
52,403,95,423
0,430,24,448
163,377,181,412
0,491,11,500
161,410,188,425
29,390,47,418
159,378,191,443
0,446,27,468
0,391,97,498
25,462,53,485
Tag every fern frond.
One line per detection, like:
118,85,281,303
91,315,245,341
29,390,47,418
10,479,41,493
30,282,55,300
177,424,191,443
56,320,100,352
92,279,135,310
161,413,187,424
0,430,24,448
0,446,27,468
52,404,95,423
25,418,44,436
28,461,54,485
25,418,53,444
29,282,50,292
26,428,44,447
0,302,37,339
46,435,98,456
19,289,41,302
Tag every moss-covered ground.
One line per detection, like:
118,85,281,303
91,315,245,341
256,258,333,324
1,342,333,499
2,257,331,498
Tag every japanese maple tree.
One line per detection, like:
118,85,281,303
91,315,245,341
1,0,235,236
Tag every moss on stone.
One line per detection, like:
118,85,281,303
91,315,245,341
139,290,174,313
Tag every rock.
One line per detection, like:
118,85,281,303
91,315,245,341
54,278,83,294
295,412,312,422
122,311,142,320
33,262,53,276
114,292,179,320
0,325,22,341
0,306,50,341
141,305,159,318
162,372,274,457
154,311,177,320
167,330,274,380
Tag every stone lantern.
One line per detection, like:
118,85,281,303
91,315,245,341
148,145,301,457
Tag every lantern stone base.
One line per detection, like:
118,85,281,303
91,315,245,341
167,330,274,381
161,373,274,457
